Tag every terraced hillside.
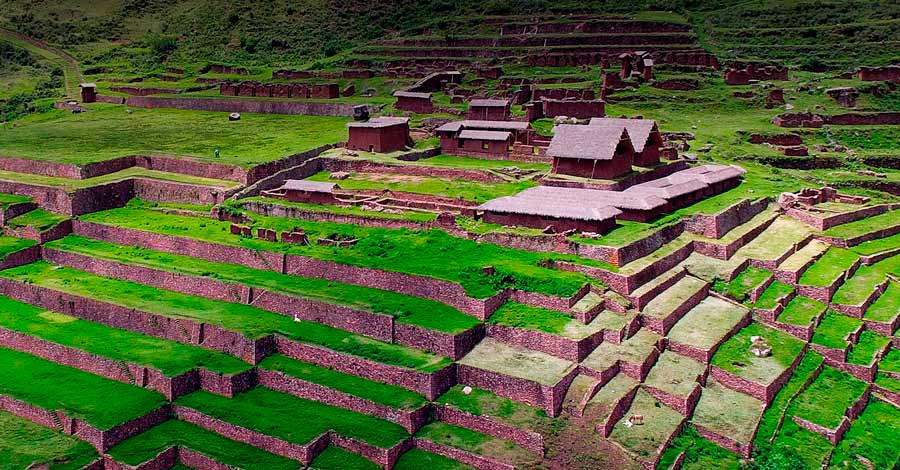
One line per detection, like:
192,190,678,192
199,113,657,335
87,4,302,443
0,2,899,470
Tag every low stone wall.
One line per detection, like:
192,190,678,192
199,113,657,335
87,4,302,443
273,337,455,401
693,213,777,260
694,421,754,458
0,244,40,271
815,216,900,248
125,96,359,117
598,384,639,438
792,386,871,445
457,364,578,418
640,282,709,335
322,159,506,183
566,238,695,295
485,324,603,362
683,198,770,239
711,343,807,405
668,302,751,363
434,405,545,456
797,257,861,303
257,368,429,433
644,383,702,417
243,200,433,232
413,438,515,470
0,201,36,225
4,219,71,244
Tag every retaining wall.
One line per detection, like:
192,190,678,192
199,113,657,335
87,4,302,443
433,405,544,456
125,96,359,117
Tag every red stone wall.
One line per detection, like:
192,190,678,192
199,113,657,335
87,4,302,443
125,96,357,117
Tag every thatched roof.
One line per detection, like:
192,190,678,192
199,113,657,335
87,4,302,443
547,124,632,161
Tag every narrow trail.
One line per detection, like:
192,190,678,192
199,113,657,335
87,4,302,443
0,27,83,99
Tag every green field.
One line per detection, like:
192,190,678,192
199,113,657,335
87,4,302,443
0,409,98,470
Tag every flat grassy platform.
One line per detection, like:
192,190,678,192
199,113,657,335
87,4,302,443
458,338,575,386
833,253,900,306
753,281,794,310
691,379,765,447
242,197,438,223
798,247,859,287
735,217,811,262
712,322,805,386
487,301,603,340
668,297,748,352
0,235,36,259
850,232,900,256
641,275,707,320
657,426,742,470
582,329,661,373
811,312,863,350
846,330,891,366
778,296,827,327
724,266,771,302
0,104,350,167
6,208,68,231
608,389,684,462
864,282,900,323
0,294,249,376
643,351,705,400
436,384,552,433
0,346,166,430
78,204,601,299
0,167,241,190
48,235,480,335
821,210,900,239
789,366,867,430
394,449,473,470
308,446,380,470
0,261,449,372
106,420,299,469
257,354,427,411
0,409,98,470
828,400,900,470
176,387,409,448
415,422,539,468
778,240,829,271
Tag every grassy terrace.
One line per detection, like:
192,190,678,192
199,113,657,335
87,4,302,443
865,282,900,323
78,204,604,299
850,232,900,256
712,322,805,386
0,347,166,430
657,426,741,470
416,422,538,467
691,379,765,447
798,247,859,287
755,351,824,444
242,197,438,223
0,104,350,167
436,384,552,433
0,294,249,376
734,217,811,262
47,235,480,334
6,208,68,231
106,420,299,470
778,296,826,327
414,154,549,171
584,329,660,373
309,446,379,470
724,266,771,302
0,409,98,470
0,261,450,372
789,367,867,430
0,192,31,207
847,331,891,366
642,275,707,320
305,170,536,203
0,167,240,190
644,351,704,399
778,240,829,271
487,301,602,339
176,387,410,449
829,400,900,470
833,253,900,305
753,281,793,310
458,338,575,386
821,210,900,239
257,355,427,410
394,449,473,470
667,297,748,351
811,312,863,350
0,235,36,259
609,389,684,461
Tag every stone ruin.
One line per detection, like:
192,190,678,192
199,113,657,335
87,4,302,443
826,87,859,108
777,186,869,209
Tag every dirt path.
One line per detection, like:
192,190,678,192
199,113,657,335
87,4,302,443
0,27,83,99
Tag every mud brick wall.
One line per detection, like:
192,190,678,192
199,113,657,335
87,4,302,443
434,405,545,456
683,198,770,239
175,405,321,463
257,368,429,433
486,324,603,362
0,277,270,364
125,96,358,117
273,336,455,400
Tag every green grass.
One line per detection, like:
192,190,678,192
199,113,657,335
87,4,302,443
417,154,549,171
821,210,900,239
0,346,166,430
833,253,900,305
847,330,891,366
487,301,579,336
0,261,450,372
778,296,826,326
850,232,900,256
176,387,409,448
879,348,900,374
414,422,537,467
308,446,380,470
811,311,863,350
829,399,900,470
47,235,479,334
755,351,824,444
789,366,868,430
724,266,771,302
753,281,794,310
0,294,249,376
242,197,438,223
0,166,239,190
394,449,473,470
106,419,299,469
0,192,31,207
6,208,67,231
435,384,552,433
798,247,859,287
0,104,350,167
305,170,536,203
711,322,805,385
0,409,98,470
0,235,36,259
657,426,741,470
77,203,602,298
256,354,427,410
